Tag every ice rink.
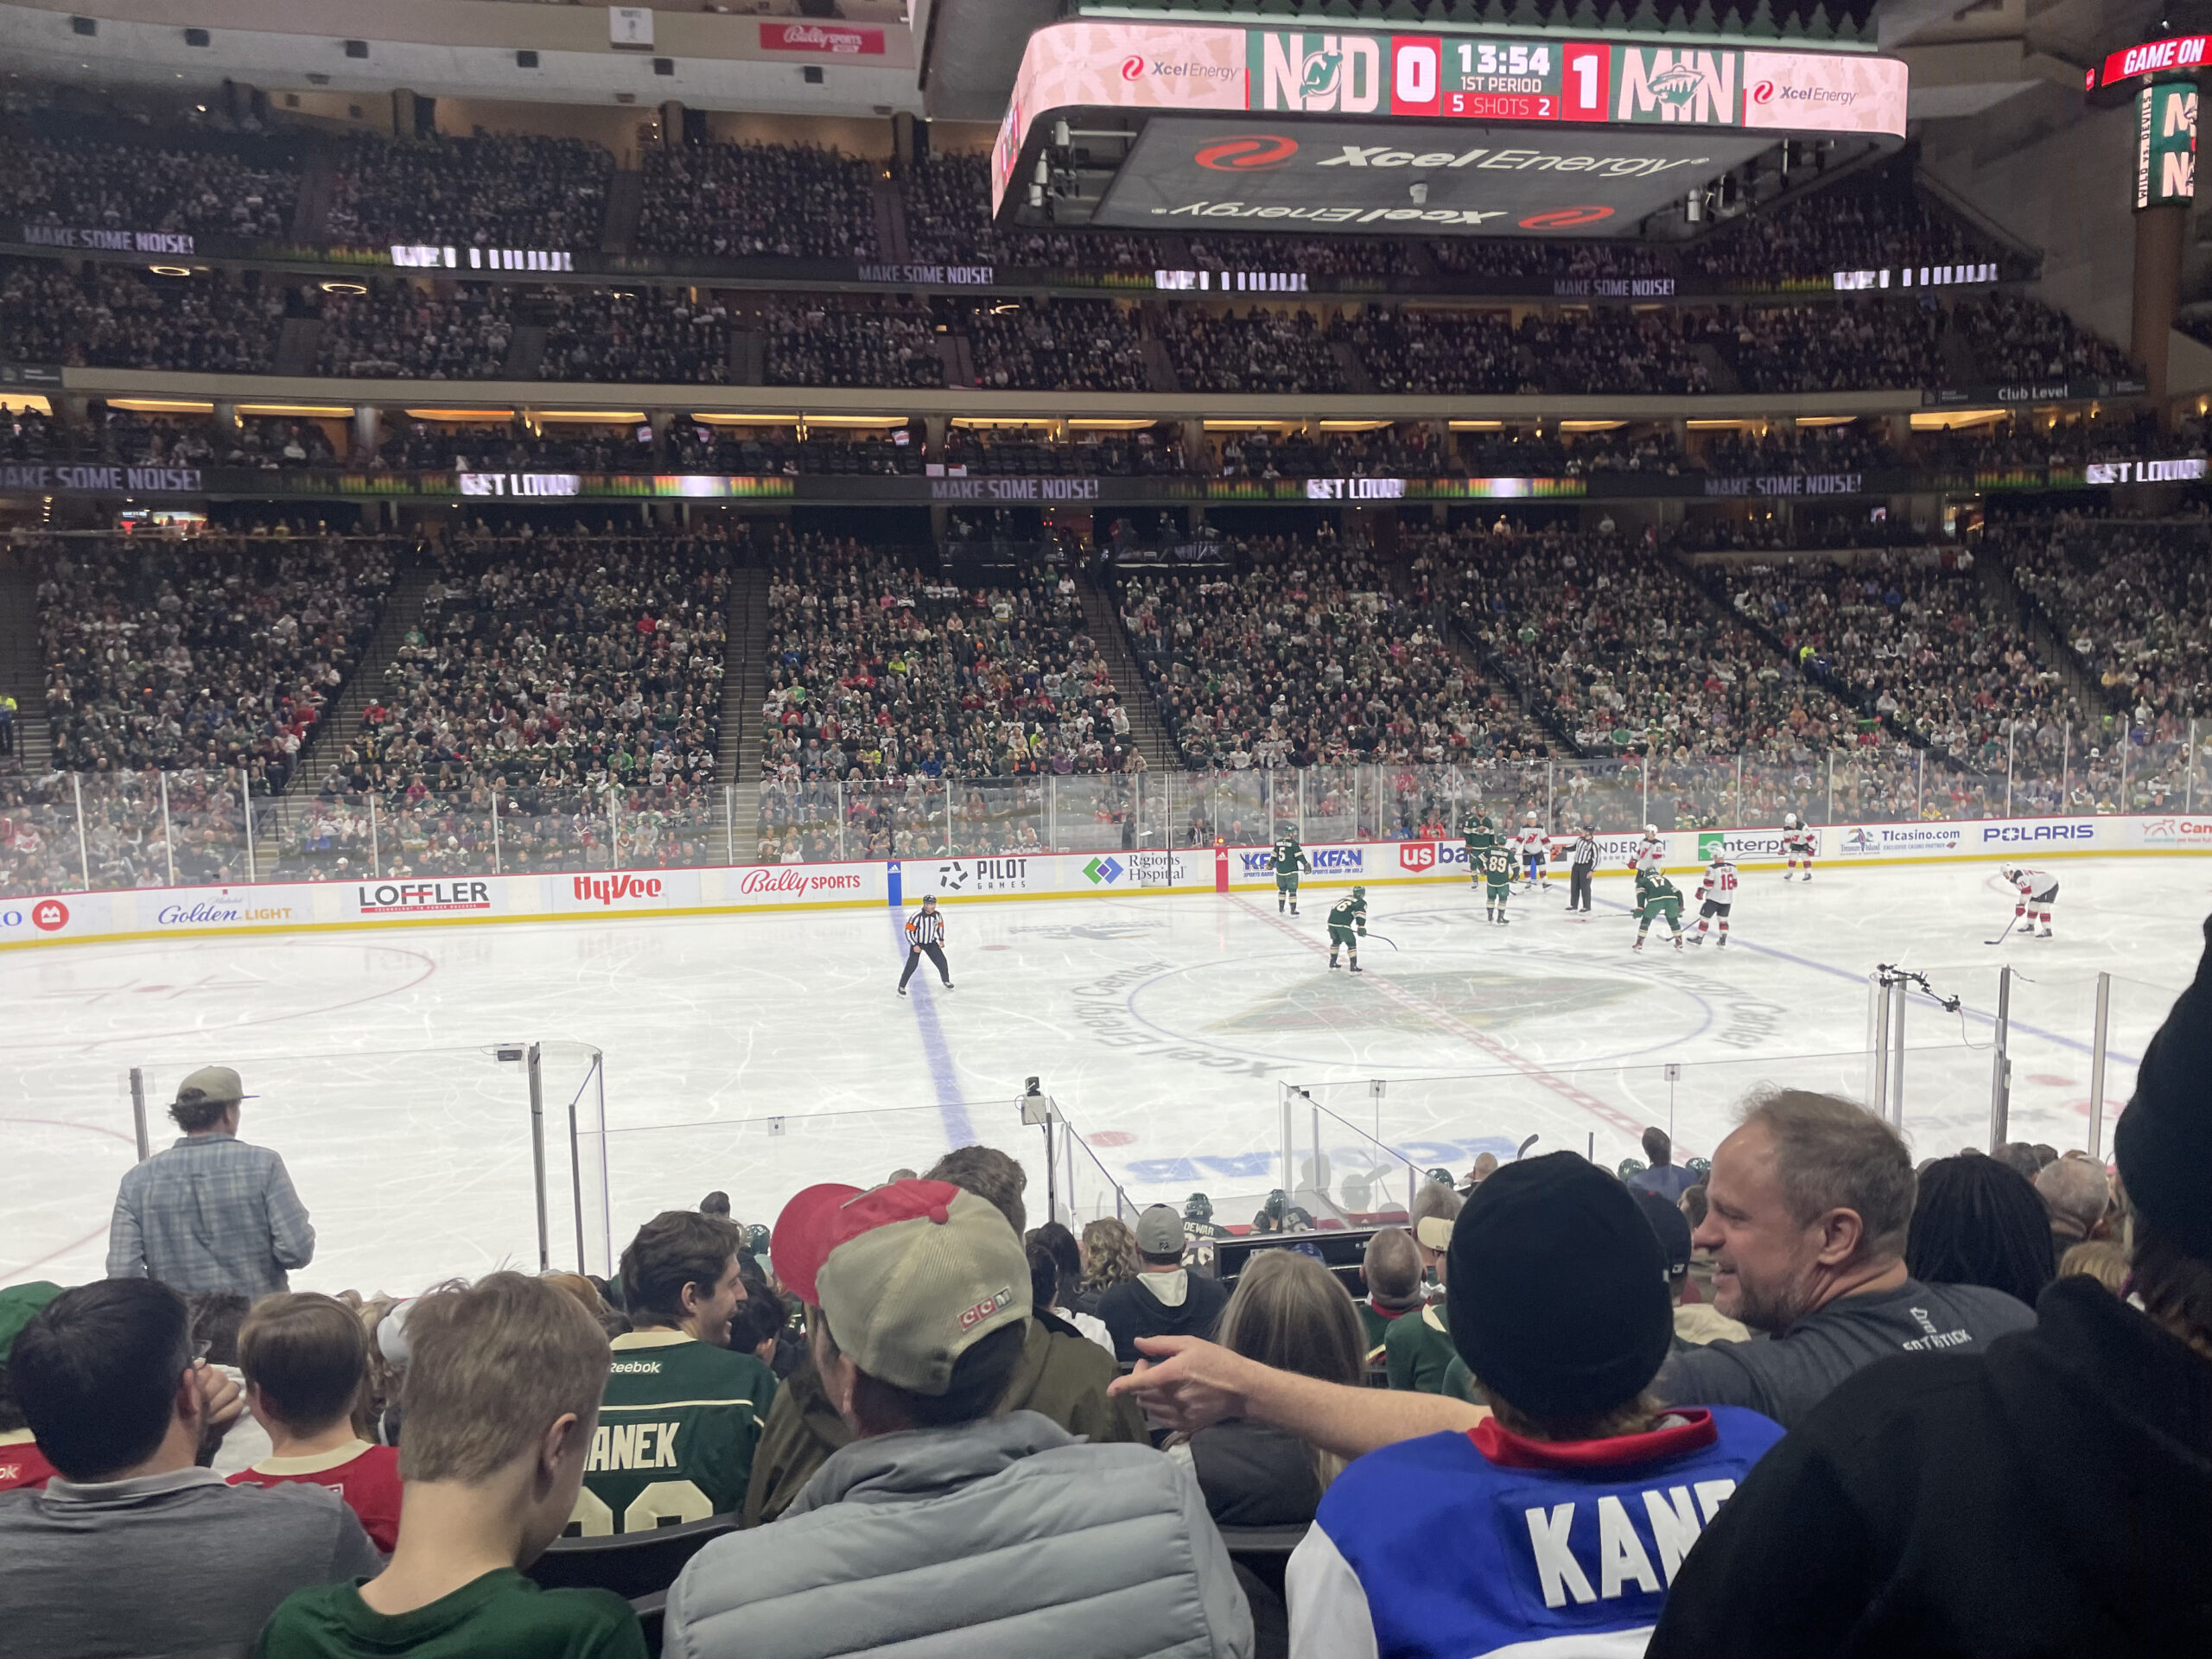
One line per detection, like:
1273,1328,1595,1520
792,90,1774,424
5,855,2203,1297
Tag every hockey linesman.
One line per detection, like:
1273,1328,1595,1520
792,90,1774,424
897,894,954,995
1567,823,1598,914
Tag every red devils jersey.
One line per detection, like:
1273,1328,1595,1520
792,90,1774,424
1699,862,1738,901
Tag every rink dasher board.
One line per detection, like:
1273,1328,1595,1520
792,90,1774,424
2,815,2205,951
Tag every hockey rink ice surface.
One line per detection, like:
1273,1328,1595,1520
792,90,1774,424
5,855,2205,1297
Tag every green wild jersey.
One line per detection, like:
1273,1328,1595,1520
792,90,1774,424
1635,871,1681,908
1327,894,1367,928
1482,847,1514,883
1272,839,1310,876
1462,823,1497,856
573,1331,777,1534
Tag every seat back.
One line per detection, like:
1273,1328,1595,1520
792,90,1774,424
528,1512,738,1599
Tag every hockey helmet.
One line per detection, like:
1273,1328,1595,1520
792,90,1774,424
1423,1166,1453,1185
1352,884,1367,897
1184,1191,1214,1222
1644,823,1659,837
1617,1157,1649,1181
1684,1157,1712,1178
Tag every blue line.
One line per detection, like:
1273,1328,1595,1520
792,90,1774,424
893,918,975,1146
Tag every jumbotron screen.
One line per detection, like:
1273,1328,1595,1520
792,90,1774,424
992,21,1910,239
1096,118,1773,237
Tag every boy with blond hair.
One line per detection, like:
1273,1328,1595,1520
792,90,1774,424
229,1293,403,1553
256,1272,645,1658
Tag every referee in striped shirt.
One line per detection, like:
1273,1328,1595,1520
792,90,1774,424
898,894,955,995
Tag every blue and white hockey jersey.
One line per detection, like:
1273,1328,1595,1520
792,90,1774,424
1287,1408,1785,1658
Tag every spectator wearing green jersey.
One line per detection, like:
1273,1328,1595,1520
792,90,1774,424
575,1212,776,1535
256,1272,645,1659
1386,1185,1462,1394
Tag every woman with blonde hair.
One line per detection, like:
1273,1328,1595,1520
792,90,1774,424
1075,1217,1140,1317
1168,1248,1364,1526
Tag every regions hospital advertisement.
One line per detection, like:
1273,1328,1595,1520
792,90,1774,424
0,814,2203,950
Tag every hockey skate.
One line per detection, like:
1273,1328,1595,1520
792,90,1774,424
2037,928,2053,939
897,985,908,996
1688,933,1705,947
1717,934,1729,948
1673,935,1684,950
1632,937,1645,950
1349,963,1363,974
1328,959,1341,971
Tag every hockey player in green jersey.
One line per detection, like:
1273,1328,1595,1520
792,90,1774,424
1481,842,1514,925
1460,813,1497,892
1272,828,1312,915
1327,886,1368,972
1633,868,1686,950
578,1211,776,1533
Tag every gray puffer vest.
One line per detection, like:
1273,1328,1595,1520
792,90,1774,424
663,1409,1254,1659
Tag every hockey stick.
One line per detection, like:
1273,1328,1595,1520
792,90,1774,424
1984,914,2019,947
1513,1134,1540,1161
1362,932,1399,951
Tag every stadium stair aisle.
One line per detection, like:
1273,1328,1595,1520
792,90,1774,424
1077,566,1179,774
1980,547,2120,720
0,566,54,775
601,169,645,256
720,563,767,861
283,561,431,797
273,317,323,379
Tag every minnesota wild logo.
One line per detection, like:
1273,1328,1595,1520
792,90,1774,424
1646,61,1710,107
1215,968,1637,1034
1299,48,1342,101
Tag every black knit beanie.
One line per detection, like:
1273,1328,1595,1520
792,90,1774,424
2113,913,2212,1260
1446,1152,1675,1419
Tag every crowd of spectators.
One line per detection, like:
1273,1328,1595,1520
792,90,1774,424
1720,542,2083,779
0,262,282,374
1719,298,1943,392
1681,161,2005,285
33,530,392,805
1212,424,1445,479
1159,305,1346,395
755,538,1141,861
967,298,1147,392
1116,533,1553,775
4,127,296,239
639,142,880,262
1185,233,1422,280
765,298,943,388
1417,526,1859,777
311,282,516,379
324,131,612,251
539,286,739,385
1993,511,2207,809
671,424,922,475
1342,306,1530,395
372,418,635,473
1956,292,2137,385
944,424,1181,477
315,527,732,874
1701,420,1903,476
1427,236,1674,280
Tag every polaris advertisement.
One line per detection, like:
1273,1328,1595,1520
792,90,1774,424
1094,117,1769,236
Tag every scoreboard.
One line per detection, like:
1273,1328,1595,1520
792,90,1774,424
994,21,1910,237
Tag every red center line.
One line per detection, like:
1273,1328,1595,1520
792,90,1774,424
1232,895,1649,1140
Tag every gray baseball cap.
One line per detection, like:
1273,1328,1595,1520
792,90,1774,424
1135,1205,1186,1255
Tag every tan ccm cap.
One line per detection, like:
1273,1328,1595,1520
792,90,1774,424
175,1065,251,1108
772,1179,1031,1395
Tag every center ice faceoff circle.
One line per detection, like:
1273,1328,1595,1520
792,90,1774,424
1121,943,1719,1072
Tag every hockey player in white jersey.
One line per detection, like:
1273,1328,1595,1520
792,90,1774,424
1690,849,1738,947
1516,815,1553,892
2000,866,2059,938
1782,813,1815,880
1631,825,1665,874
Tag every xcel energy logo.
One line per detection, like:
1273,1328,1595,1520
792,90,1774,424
1196,135,1298,170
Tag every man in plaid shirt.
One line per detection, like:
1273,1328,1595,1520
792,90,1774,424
107,1066,315,1299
